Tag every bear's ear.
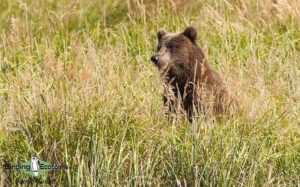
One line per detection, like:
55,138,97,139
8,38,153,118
157,29,167,40
183,26,197,43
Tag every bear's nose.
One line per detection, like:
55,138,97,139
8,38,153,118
151,55,159,64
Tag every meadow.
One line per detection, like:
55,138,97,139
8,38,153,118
0,0,299,186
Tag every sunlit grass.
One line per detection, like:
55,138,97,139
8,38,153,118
0,0,299,186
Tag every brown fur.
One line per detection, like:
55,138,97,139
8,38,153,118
151,26,229,121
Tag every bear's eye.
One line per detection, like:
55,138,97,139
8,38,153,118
166,43,173,48
166,43,179,49
157,45,162,52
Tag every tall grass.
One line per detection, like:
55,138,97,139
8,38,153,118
0,0,299,186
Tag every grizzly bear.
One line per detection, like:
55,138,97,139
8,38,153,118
151,26,229,121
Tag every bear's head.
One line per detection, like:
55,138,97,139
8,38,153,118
151,26,204,75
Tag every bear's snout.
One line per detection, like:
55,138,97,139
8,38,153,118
151,55,159,64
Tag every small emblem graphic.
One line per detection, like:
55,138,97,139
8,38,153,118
30,155,40,176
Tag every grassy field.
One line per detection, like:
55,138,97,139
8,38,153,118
0,0,299,186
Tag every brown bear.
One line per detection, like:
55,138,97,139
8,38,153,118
151,26,229,121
